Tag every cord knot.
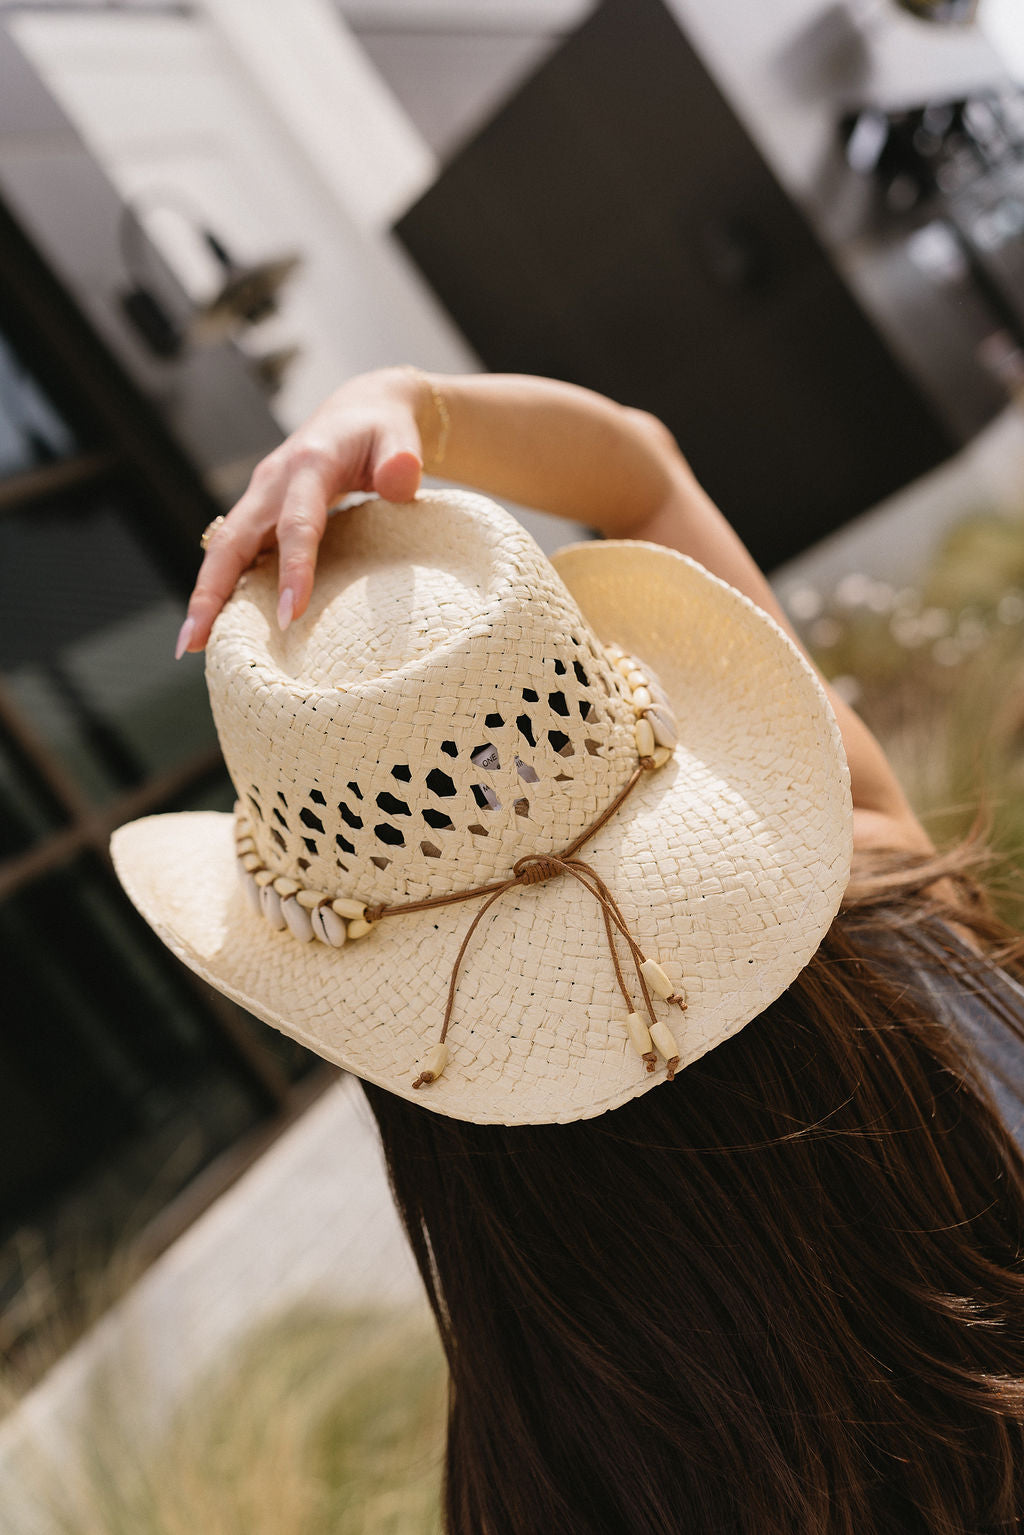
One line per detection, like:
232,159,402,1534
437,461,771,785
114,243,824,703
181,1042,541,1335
513,854,564,886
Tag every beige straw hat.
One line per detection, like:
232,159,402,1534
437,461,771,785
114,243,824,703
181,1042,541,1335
110,490,852,1125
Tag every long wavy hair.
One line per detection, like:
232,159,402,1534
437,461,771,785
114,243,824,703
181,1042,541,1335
363,846,1024,1534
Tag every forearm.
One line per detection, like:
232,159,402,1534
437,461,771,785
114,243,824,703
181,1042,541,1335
408,367,793,641
409,369,679,539
412,369,792,631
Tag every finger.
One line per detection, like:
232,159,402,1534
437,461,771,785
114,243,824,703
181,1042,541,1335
374,449,423,503
372,417,423,503
179,501,272,654
275,466,331,627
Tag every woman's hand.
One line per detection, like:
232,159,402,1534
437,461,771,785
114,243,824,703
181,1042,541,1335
175,368,427,656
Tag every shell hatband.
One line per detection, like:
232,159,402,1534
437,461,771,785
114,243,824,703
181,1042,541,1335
235,644,674,931
233,648,685,1090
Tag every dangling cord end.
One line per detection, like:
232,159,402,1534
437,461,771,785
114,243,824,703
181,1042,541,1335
413,883,511,1089
650,1021,681,1082
626,1011,659,1073
667,992,688,1013
412,1041,449,1090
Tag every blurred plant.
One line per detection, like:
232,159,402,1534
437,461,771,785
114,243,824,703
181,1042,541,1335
33,1305,445,1535
787,508,1024,924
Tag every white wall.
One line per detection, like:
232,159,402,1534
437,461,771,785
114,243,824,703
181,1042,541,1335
10,0,475,431
981,0,1024,82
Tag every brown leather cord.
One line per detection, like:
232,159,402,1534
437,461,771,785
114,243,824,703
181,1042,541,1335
357,757,682,1083
366,760,651,927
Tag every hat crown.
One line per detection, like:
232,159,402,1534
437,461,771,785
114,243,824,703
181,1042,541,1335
206,493,639,907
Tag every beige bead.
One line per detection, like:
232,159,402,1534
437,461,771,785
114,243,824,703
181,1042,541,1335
282,896,314,942
332,897,368,921
604,642,625,660
634,717,655,758
632,686,652,711
235,837,256,855
626,1011,653,1057
413,1041,450,1088
641,957,674,999
241,853,261,872
651,746,673,769
626,669,647,690
259,882,286,930
347,917,374,939
645,704,678,750
650,1020,680,1062
615,655,637,677
310,903,347,947
273,876,301,898
296,888,329,910
238,867,261,914
254,869,277,888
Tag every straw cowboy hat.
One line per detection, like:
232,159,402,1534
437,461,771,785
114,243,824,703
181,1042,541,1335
110,490,852,1125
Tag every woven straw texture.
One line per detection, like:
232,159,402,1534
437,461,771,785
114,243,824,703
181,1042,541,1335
111,491,852,1125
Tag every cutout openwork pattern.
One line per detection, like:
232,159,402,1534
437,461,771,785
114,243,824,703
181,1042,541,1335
240,631,632,893
209,487,654,914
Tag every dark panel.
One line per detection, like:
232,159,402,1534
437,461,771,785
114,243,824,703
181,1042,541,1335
396,0,956,567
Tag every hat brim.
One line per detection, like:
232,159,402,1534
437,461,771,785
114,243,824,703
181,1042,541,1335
111,540,851,1125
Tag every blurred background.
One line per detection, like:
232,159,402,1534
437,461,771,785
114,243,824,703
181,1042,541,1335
1,0,1024,1528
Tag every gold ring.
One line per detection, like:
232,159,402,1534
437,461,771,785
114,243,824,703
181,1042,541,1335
200,515,226,551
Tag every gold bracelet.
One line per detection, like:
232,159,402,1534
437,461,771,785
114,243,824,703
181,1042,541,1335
401,365,450,468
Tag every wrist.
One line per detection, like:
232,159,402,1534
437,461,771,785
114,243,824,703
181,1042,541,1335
395,366,451,471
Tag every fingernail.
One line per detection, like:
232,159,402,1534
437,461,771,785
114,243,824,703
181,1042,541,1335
277,587,295,631
174,616,195,660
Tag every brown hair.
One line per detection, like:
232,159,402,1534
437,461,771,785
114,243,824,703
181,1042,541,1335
363,848,1024,1534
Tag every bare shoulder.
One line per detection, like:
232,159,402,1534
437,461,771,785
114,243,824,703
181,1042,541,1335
852,805,934,856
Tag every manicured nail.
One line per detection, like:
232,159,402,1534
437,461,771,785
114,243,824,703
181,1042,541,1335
277,587,295,631
174,616,195,659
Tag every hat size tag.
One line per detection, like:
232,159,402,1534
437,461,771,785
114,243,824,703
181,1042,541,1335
471,744,501,771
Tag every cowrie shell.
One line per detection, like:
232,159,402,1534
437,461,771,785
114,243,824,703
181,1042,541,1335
635,717,655,758
282,896,314,942
238,867,262,914
645,705,678,750
259,883,286,930
311,903,347,947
